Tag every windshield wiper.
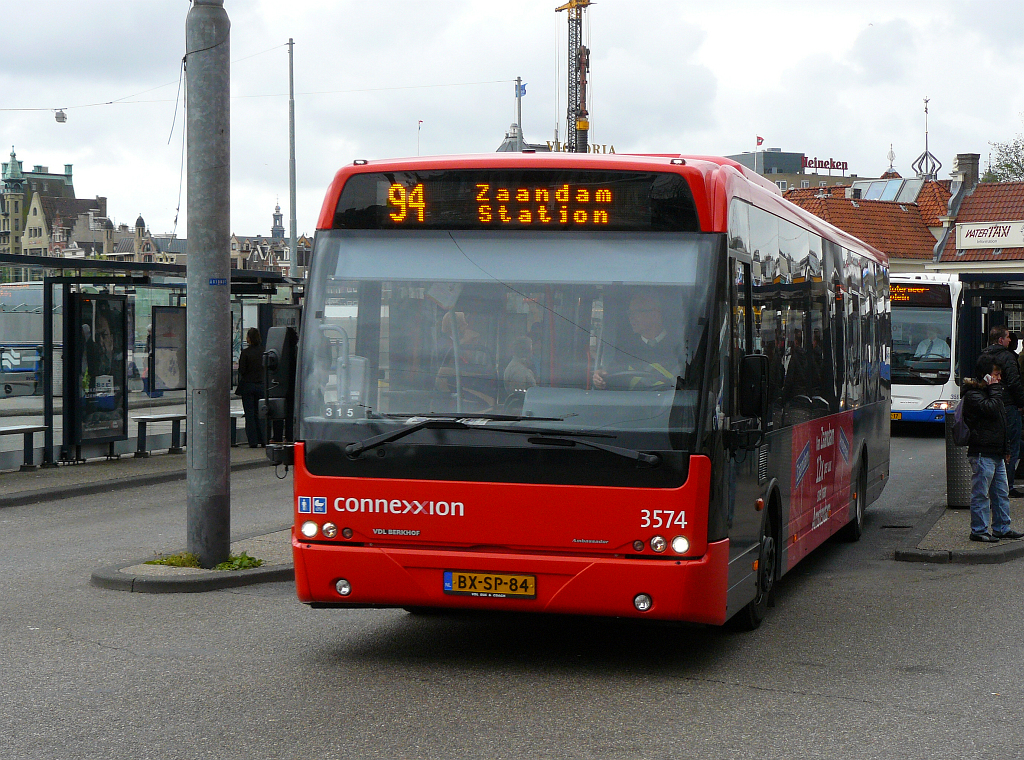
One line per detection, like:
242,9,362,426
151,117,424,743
525,435,661,467
344,414,563,457
345,417,660,468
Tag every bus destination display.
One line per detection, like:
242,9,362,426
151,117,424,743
333,170,699,232
890,283,951,307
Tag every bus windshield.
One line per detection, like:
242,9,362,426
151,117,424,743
298,230,721,449
891,305,953,385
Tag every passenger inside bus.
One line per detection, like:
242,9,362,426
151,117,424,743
434,310,499,412
503,335,537,394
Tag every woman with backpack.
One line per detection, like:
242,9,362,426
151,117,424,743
962,361,1023,542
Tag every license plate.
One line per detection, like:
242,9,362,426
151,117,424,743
891,412,902,421
443,570,536,599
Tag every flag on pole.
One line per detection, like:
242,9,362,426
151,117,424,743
516,82,527,97
756,136,764,146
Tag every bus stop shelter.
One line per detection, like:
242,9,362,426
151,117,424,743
957,272,1024,378
0,253,301,467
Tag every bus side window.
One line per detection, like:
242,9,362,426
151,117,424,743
730,259,751,418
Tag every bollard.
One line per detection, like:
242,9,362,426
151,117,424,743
945,410,972,509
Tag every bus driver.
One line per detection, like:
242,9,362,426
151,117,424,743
592,289,682,390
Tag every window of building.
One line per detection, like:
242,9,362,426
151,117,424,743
775,180,788,191
819,181,828,187
801,180,810,188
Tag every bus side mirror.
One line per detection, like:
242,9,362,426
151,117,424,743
738,353,769,419
260,326,298,422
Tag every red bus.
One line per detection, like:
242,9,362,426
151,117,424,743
275,152,890,629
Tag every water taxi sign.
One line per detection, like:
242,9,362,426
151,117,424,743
956,220,1024,250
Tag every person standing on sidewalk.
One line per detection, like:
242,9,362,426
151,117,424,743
977,326,1024,497
236,328,266,448
963,362,1022,542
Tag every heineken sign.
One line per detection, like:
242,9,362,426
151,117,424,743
956,220,1024,250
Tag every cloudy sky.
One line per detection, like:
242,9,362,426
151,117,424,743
2,0,1022,240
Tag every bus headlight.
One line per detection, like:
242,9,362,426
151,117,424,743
650,536,667,553
634,593,653,611
322,523,338,538
300,521,318,538
335,579,352,596
671,536,690,554
926,400,955,410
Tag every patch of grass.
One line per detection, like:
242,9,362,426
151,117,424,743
145,552,201,568
213,552,264,571
144,550,264,571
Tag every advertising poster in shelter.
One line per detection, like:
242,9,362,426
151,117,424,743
152,306,187,391
75,295,128,443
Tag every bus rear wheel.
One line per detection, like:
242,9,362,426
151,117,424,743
838,464,867,542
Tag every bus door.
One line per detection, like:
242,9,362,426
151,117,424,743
727,258,763,571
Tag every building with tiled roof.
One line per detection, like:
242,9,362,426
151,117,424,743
784,193,938,270
27,195,107,257
934,181,1024,272
783,158,970,273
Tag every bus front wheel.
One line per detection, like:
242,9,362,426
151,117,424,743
730,510,776,631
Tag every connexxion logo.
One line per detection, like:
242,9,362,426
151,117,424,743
297,496,465,517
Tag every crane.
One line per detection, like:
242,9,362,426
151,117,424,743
555,0,592,154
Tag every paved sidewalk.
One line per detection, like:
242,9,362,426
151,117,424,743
0,440,296,592
896,499,1024,564
0,442,270,508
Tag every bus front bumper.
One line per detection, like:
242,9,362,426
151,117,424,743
293,537,730,625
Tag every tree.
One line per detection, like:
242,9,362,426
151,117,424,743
986,134,1024,182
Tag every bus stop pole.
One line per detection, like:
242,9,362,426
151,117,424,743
42,279,54,466
185,0,232,568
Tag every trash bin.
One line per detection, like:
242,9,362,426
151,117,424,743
945,410,972,508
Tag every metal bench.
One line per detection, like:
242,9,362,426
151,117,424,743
0,424,48,471
133,414,186,458
230,409,246,447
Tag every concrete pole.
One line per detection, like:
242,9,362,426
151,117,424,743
186,0,231,568
288,38,298,278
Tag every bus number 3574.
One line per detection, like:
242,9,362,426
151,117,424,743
640,510,687,529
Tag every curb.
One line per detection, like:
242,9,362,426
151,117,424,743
90,524,294,593
90,562,294,593
0,458,271,509
895,502,1024,564
894,503,948,563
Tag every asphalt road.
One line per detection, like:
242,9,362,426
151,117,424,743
4,425,1024,760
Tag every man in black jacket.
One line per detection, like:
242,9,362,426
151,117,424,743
977,326,1024,497
963,361,1022,541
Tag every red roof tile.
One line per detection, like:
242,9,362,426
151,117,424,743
784,195,937,260
916,180,951,227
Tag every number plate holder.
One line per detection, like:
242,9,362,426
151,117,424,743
891,412,902,421
443,570,536,599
